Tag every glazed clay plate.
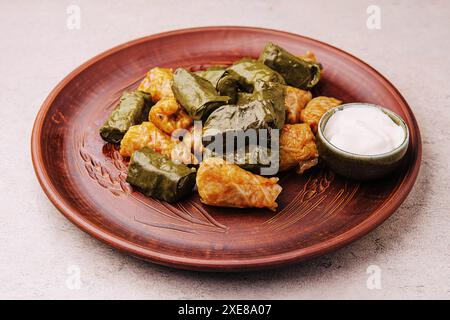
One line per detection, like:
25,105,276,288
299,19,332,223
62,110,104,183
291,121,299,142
32,27,421,271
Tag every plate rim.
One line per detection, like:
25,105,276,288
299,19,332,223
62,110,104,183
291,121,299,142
31,26,422,271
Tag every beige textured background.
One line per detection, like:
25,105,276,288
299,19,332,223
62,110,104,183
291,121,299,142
0,0,449,299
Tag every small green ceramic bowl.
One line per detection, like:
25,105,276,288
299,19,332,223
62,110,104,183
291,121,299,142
316,103,409,181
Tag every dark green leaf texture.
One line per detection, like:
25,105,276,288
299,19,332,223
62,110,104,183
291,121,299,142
196,67,246,104
99,91,152,144
228,58,285,91
126,147,196,203
172,68,230,121
259,42,321,89
203,81,285,144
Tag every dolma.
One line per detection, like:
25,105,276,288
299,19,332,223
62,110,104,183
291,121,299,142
215,70,245,104
203,83,285,175
196,157,282,211
205,145,277,175
203,79,286,140
195,66,227,88
138,67,175,103
196,66,242,103
300,96,342,133
172,68,230,121
236,92,254,105
126,147,196,202
279,124,319,174
202,100,279,145
259,43,321,89
253,80,286,128
99,90,152,144
284,86,312,124
228,58,285,91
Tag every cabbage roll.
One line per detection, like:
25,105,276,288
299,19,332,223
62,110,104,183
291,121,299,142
99,90,152,144
138,67,175,103
126,147,196,202
119,122,195,165
228,58,285,91
172,68,230,121
119,121,176,158
300,96,342,133
196,157,282,211
259,43,321,89
149,98,192,135
279,124,319,174
284,86,312,124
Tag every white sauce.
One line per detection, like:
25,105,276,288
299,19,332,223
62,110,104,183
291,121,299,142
324,106,405,155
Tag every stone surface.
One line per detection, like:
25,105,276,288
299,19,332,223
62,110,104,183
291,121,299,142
0,0,449,299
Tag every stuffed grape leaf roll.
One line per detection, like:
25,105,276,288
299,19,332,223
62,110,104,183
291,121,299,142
203,100,278,145
215,70,245,105
203,80,286,143
205,145,277,175
253,80,286,129
99,90,152,144
195,66,227,88
196,157,282,211
259,43,321,90
196,67,246,105
236,92,254,105
126,147,196,202
228,58,285,91
172,68,230,121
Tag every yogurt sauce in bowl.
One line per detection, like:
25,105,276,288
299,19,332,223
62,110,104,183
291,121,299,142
323,105,405,155
316,103,409,180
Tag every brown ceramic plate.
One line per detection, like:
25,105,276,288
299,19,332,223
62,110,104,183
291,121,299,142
31,27,421,271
